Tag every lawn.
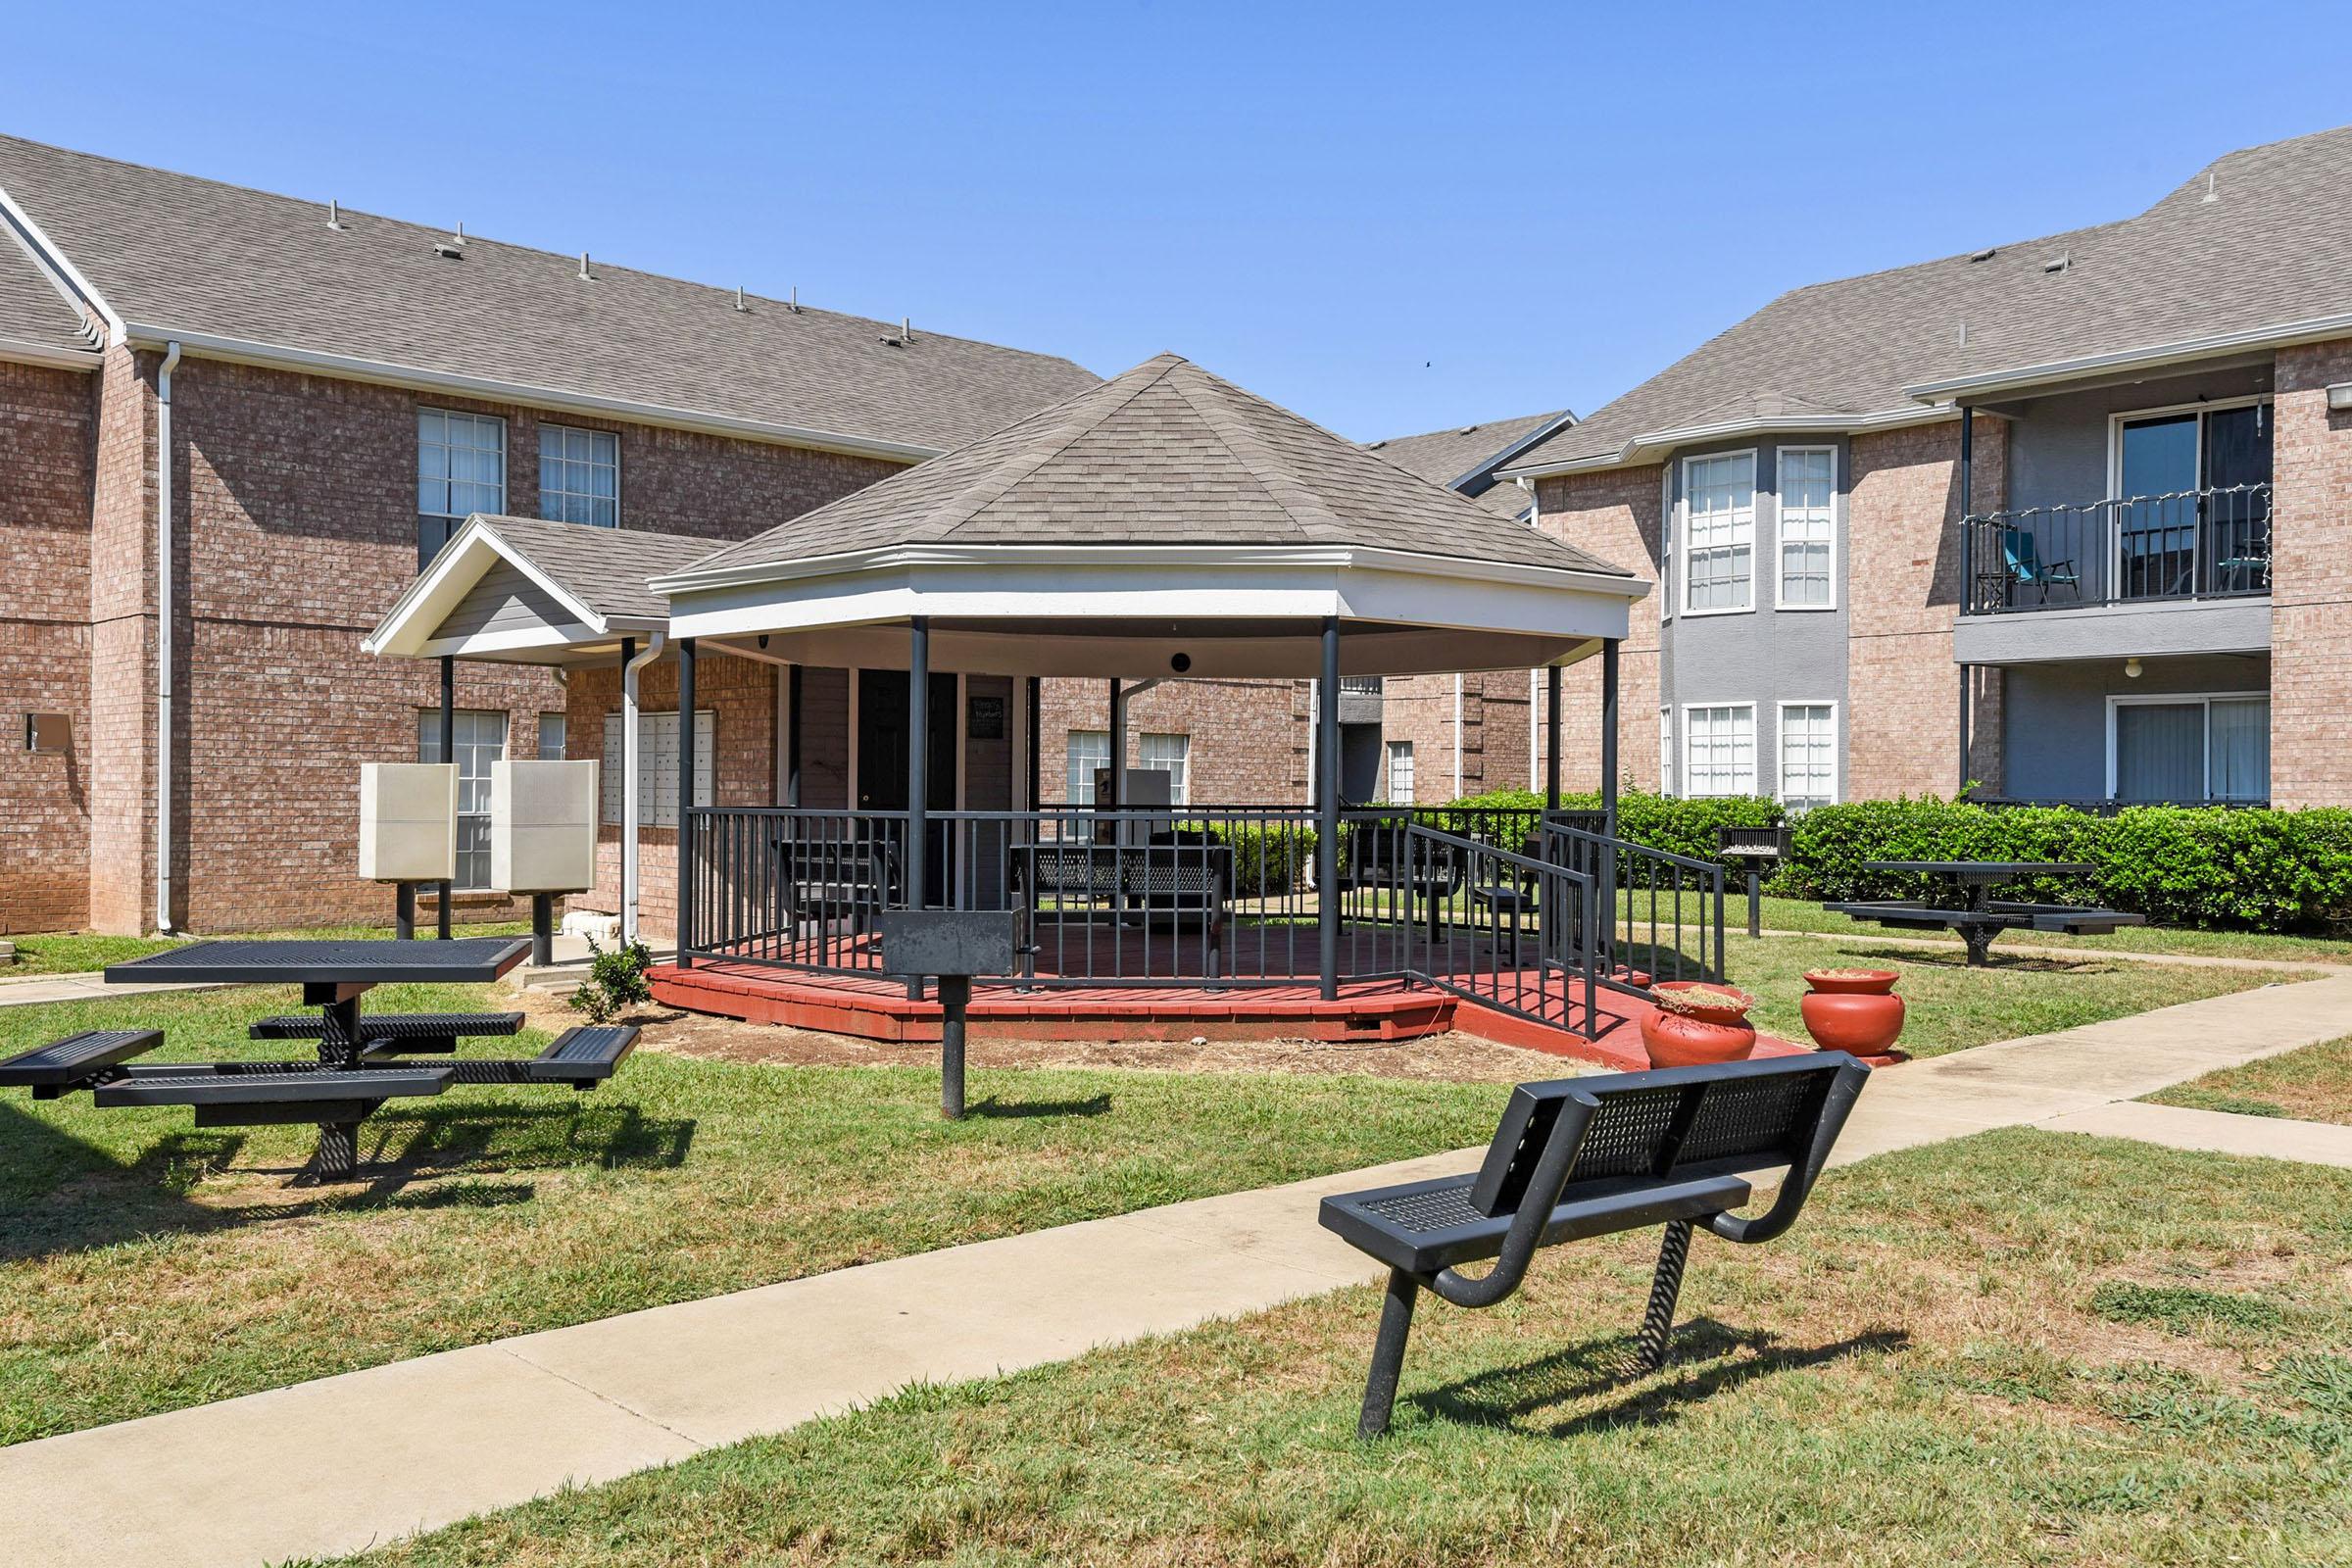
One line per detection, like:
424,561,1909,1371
1662,932,2301,1059
0,921,530,976
0,985,1500,1445
2146,1034,2352,1126
314,1128,2352,1568
1744,894,2351,965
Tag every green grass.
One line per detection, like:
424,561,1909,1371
0,985,1499,1444
1658,932,2300,1060
1747,895,2352,964
1,921,531,977
313,1129,2352,1568
2146,1033,2352,1127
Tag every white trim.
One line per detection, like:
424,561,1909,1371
1451,673,1464,796
1678,449,1757,618
363,514,612,657
846,667,862,808
1774,699,1840,807
537,421,623,529
2103,688,2269,803
774,665,792,807
416,407,508,520
1680,701,1757,798
0,186,123,338
1771,445,1838,612
0,334,99,371
1905,309,2352,403
1496,403,1955,480
953,671,969,904
113,322,943,464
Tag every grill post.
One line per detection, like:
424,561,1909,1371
938,972,969,1118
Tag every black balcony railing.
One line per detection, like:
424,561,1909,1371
1961,483,2272,614
1338,675,1385,695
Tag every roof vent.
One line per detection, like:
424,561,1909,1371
577,251,594,280
433,239,464,260
1366,439,1388,449
325,199,345,231
1967,246,1994,262
789,285,801,314
1457,424,1478,434
2042,251,2071,273
733,285,750,313
2201,172,2219,204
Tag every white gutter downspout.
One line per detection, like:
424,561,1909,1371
1452,674,1464,797
620,632,666,943
155,341,181,934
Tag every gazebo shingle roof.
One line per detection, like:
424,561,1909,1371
677,355,1635,581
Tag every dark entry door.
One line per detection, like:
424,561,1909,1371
858,669,957,905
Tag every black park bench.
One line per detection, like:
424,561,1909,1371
1319,1051,1871,1438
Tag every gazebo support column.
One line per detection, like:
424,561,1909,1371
438,655,455,940
1108,678,1126,808
906,618,931,1000
1316,615,1341,1002
1544,663,1562,811
1600,639,1620,835
677,637,697,969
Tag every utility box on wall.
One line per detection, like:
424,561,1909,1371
358,763,458,883
492,760,600,893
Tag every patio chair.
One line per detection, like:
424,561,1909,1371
2000,527,2080,605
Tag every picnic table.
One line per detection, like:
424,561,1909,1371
0,938,638,1183
1826,859,2143,967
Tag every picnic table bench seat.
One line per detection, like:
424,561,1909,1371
526,1024,641,1087
0,1029,164,1095
249,1011,523,1054
91,1064,454,1109
1321,1051,1870,1438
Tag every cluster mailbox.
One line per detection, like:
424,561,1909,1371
492,760,601,963
359,763,459,936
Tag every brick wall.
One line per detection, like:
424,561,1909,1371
1037,676,1306,805
1533,465,1665,792
0,360,96,931
1379,673,1536,802
2271,338,2352,808
1844,418,2006,800
87,346,154,932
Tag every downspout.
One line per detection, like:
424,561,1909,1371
154,341,182,933
1452,674,1464,798
621,631,665,943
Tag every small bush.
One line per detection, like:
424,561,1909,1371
569,934,653,1024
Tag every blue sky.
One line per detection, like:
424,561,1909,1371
7,2,2350,441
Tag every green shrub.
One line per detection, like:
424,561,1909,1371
1200,820,1315,893
1439,787,1782,865
568,934,654,1024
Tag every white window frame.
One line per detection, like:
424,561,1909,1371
1773,446,1838,612
416,409,507,518
1775,700,1839,808
1657,465,1675,623
1138,731,1190,806
1681,702,1756,798
2104,690,2269,804
539,423,621,528
600,710,715,827
1066,729,1111,806
418,709,507,890
1386,739,1415,805
1679,449,1756,616
1658,708,1674,797
535,711,567,760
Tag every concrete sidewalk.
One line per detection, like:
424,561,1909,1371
4,971,2349,1568
0,973,223,1007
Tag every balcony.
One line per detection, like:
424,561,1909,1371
1962,483,2272,615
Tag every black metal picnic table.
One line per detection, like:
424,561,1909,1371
1827,859,2142,967
43,938,638,1182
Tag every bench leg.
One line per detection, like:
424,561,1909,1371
298,1119,363,1186
1633,1219,1691,1374
1357,1268,1421,1439
1962,925,1996,967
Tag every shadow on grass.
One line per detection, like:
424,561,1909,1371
1840,944,2103,974
0,1099,694,1262
962,1093,1113,1119
1418,1319,1908,1437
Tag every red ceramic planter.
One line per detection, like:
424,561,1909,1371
1799,968,1905,1055
1642,981,1759,1068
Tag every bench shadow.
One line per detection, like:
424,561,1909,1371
1842,943,2097,974
961,1093,1113,1119
1417,1320,1908,1437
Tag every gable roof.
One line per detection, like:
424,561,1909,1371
1368,410,1571,516
0,135,1097,455
1504,124,2352,476
666,355,1637,587
0,219,95,367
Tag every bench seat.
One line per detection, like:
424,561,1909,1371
0,1029,164,1090
1322,1170,1753,1277
250,1011,523,1045
92,1065,453,1107
527,1025,640,1086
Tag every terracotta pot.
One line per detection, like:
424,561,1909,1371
1799,968,1905,1054
1642,981,1759,1068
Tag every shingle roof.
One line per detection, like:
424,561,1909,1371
675,355,1637,583
0,221,94,359
475,516,718,622
1507,124,2352,474
1368,410,1567,516
0,135,1097,451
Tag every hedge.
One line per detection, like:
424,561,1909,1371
1434,788,2352,934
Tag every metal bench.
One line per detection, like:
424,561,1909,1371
1320,1051,1871,1437
1344,820,1462,937
250,1011,523,1055
0,1030,164,1097
525,1024,641,1088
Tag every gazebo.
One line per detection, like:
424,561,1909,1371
368,355,1727,1058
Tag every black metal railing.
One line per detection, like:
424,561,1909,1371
1961,483,2272,614
1544,822,1727,994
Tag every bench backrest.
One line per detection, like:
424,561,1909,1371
1469,1054,1853,1217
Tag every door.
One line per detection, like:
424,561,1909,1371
2201,404,2273,592
2116,414,2198,600
857,669,956,905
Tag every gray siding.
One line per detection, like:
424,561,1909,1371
2000,654,2270,800
2000,362,2273,514
429,561,584,641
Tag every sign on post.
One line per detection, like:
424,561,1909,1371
877,910,1017,1120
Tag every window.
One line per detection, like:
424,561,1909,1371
418,710,507,890
1138,732,1190,806
2109,694,2268,804
1065,730,1110,805
540,425,619,527
600,710,715,827
2113,399,2274,602
536,712,567,760
1659,709,1674,797
1386,739,1415,805
1777,447,1836,608
1778,703,1838,808
417,409,506,566
1683,704,1755,797
1682,452,1754,612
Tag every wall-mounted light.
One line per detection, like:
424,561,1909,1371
2328,382,2352,412
2125,658,2143,679
1169,652,1192,673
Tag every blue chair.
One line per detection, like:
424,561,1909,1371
2001,527,2080,604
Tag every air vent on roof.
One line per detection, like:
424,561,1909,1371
2042,251,2071,273
1458,425,1478,434
577,252,594,280
733,285,750,313
1967,246,1994,262
2202,172,2219,204
433,240,464,260
1366,439,1388,449
789,285,801,314
325,199,345,231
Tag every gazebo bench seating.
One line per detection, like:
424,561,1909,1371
0,1029,165,1095
1320,1051,1870,1438
250,1011,524,1054
526,1024,642,1087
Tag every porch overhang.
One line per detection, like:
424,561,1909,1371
362,514,679,667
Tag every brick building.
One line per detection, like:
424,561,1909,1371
0,134,1096,934
1500,125,2352,810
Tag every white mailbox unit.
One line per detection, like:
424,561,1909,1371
359,763,458,939
492,760,601,962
